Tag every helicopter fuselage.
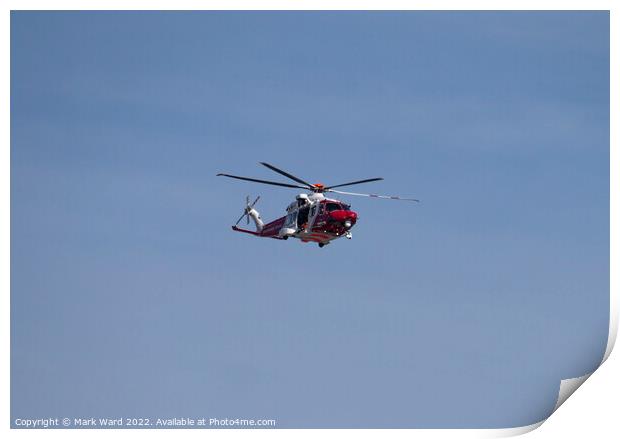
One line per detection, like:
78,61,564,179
219,162,417,247
232,193,358,247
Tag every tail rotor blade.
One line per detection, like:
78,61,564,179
235,211,247,226
234,195,260,227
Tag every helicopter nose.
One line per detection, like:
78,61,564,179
329,210,358,224
343,211,358,229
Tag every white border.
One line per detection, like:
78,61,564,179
4,1,617,437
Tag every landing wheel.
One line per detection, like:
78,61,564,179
318,243,325,248
282,236,288,240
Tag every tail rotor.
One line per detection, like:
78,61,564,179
234,195,261,226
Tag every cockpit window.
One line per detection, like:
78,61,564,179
326,203,341,212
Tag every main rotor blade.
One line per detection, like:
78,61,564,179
217,173,309,190
324,178,384,190
250,196,260,207
327,189,419,202
259,162,314,188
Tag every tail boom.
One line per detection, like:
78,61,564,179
232,216,286,239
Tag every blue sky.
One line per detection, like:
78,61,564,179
11,11,609,428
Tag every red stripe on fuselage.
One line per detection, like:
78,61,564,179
259,216,286,237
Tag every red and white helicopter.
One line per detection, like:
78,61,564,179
217,162,418,247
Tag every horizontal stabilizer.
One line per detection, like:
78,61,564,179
232,226,262,236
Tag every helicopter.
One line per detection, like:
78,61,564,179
217,162,418,248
